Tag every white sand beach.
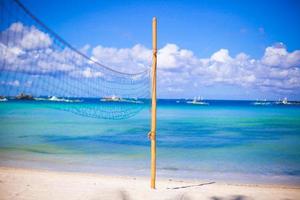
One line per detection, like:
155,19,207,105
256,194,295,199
0,167,299,200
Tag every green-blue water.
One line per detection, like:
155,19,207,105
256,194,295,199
1,99,300,185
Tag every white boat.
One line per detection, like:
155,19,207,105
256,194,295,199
100,95,122,102
276,97,290,105
0,97,7,102
101,96,143,104
282,97,288,105
49,96,63,101
186,97,209,105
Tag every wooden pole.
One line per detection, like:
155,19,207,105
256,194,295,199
150,17,157,189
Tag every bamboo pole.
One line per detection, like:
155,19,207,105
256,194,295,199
150,17,157,189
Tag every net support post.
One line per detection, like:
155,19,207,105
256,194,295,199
150,17,157,189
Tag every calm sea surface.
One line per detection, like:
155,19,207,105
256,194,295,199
0,99,300,185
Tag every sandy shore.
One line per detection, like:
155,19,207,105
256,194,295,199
0,167,299,200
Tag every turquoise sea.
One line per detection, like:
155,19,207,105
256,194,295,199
0,99,300,185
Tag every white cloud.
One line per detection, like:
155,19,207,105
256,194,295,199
261,42,300,68
167,87,184,92
90,43,197,71
20,27,52,50
211,49,232,63
82,67,103,78
4,22,52,50
91,44,151,72
153,43,300,95
158,44,197,70
0,22,89,75
70,67,103,78
9,22,24,32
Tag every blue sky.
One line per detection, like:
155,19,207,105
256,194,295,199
2,0,300,100
22,0,300,57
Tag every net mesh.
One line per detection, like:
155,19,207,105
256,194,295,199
0,0,151,119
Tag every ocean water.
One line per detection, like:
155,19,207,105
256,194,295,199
0,99,300,185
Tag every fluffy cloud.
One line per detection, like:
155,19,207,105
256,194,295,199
89,42,299,94
91,44,151,72
90,43,198,71
210,49,232,63
158,44,197,70
70,67,103,78
261,43,300,68
4,22,52,50
155,43,300,95
0,22,97,75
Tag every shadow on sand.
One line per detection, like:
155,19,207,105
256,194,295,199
170,194,251,200
167,181,216,190
210,195,251,200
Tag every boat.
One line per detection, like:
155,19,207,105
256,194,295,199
49,96,64,102
276,97,291,105
101,96,143,104
186,97,209,105
100,95,122,102
15,93,33,100
0,96,7,102
282,97,288,105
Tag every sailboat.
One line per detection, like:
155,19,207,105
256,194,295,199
100,95,122,102
276,97,290,105
186,96,209,105
0,96,7,102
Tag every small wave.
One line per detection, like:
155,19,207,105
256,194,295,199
35,96,82,103
252,102,272,106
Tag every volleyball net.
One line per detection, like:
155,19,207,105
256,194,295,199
0,0,151,119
